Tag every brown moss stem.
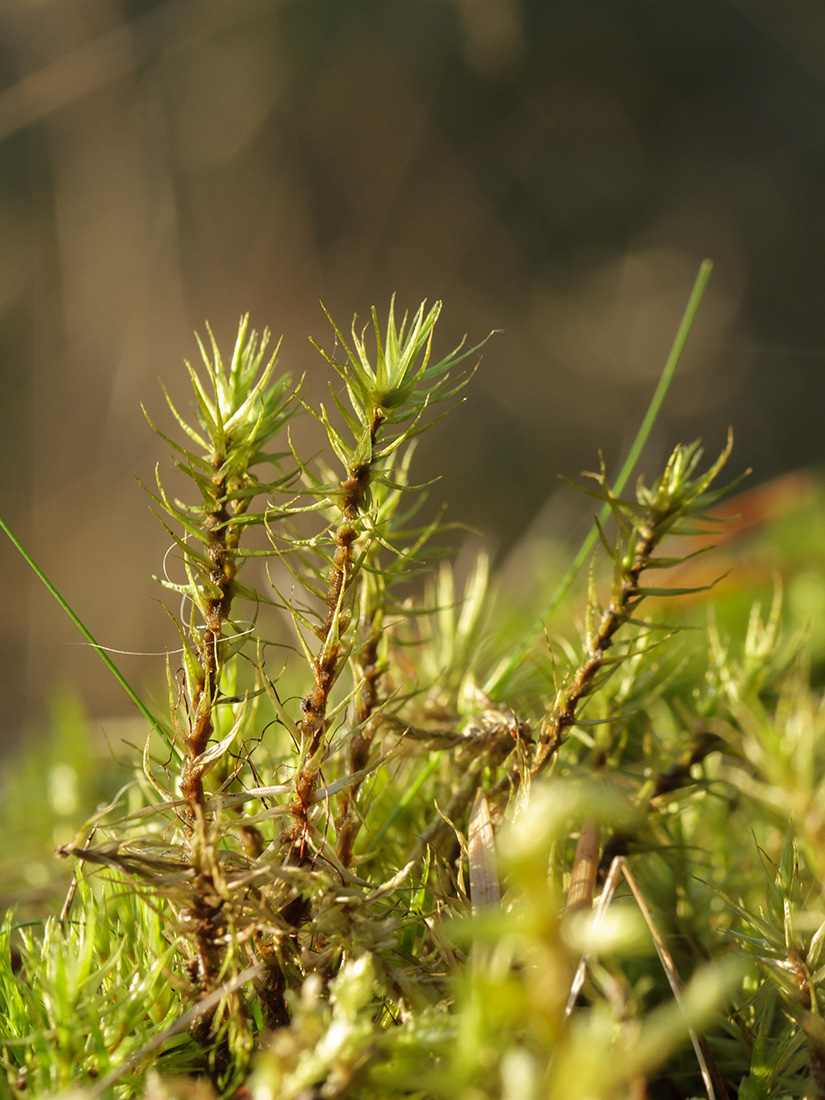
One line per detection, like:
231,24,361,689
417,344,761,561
287,412,384,855
177,462,249,1017
180,467,244,824
335,628,382,867
531,524,657,779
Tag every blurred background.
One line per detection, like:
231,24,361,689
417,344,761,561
1,0,824,751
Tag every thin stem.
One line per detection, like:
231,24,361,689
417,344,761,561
362,753,441,859
0,512,176,758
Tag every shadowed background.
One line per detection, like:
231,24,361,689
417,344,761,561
1,0,824,749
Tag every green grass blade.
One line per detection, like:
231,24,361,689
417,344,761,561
0,512,178,759
485,259,713,697
363,754,441,858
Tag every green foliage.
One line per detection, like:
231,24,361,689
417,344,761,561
4,288,825,1100
0,877,197,1096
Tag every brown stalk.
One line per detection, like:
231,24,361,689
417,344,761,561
335,627,382,867
286,411,384,857
531,523,656,779
175,462,251,1017
180,468,246,822
530,521,655,916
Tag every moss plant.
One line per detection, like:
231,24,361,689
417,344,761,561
6,278,825,1099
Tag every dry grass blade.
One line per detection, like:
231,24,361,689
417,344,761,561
565,855,623,1018
565,857,728,1100
468,788,500,911
619,859,728,1100
566,819,600,914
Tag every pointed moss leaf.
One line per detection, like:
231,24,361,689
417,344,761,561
370,305,389,387
142,406,211,470
624,616,685,632
261,680,301,742
176,465,221,503
267,575,324,641
288,602,323,660
196,324,222,380
318,404,353,468
644,545,717,569
322,675,364,732
630,576,727,597
154,516,214,568
190,708,246,780
318,580,350,670
159,384,208,452
224,581,278,607
277,553,329,603
593,515,619,563
372,410,430,462
154,577,198,599
327,380,362,439
571,475,643,514
153,469,210,537
807,920,825,972
231,544,280,560
373,469,439,496
184,358,222,441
